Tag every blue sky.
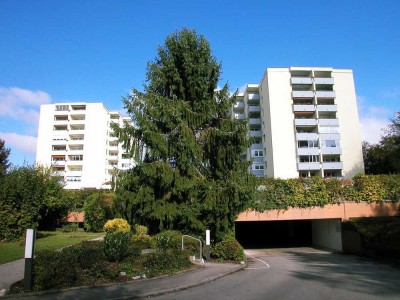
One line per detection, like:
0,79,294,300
1,0,399,166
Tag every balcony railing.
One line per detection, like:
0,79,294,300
317,104,337,112
321,147,342,155
314,77,334,85
249,131,262,137
296,132,319,140
297,147,319,156
295,119,317,126
293,105,315,112
319,133,340,140
322,162,343,170
233,102,245,110
249,118,261,125
292,91,314,99
251,169,264,177
319,118,339,126
248,105,261,113
247,93,260,100
315,91,336,99
291,77,313,85
297,162,321,171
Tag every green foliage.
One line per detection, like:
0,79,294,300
155,234,170,252
0,138,11,177
78,241,105,269
144,249,192,276
0,164,65,241
131,233,155,250
211,237,245,262
155,230,183,249
83,191,114,232
113,29,254,242
103,231,131,262
363,111,400,174
60,223,79,232
251,175,400,211
103,218,131,233
33,247,78,291
134,224,149,235
343,217,400,259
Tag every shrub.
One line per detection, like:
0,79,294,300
88,261,119,279
131,234,155,250
61,223,79,232
155,230,182,249
83,192,114,232
103,218,131,233
33,247,78,290
155,235,171,252
134,224,149,235
103,231,131,262
144,249,192,276
211,237,245,262
78,241,105,269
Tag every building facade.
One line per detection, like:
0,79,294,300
233,67,364,179
36,103,135,189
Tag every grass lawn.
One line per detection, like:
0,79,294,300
0,231,104,265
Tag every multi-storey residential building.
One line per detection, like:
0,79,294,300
36,103,135,189
233,67,364,179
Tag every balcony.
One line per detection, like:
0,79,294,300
314,78,334,85
233,102,245,110
251,169,264,177
319,133,340,140
248,105,261,113
296,133,318,140
249,131,262,138
295,119,317,126
315,91,336,99
69,119,86,125
293,105,315,112
247,93,260,101
252,156,264,163
291,77,313,85
322,162,343,170
250,143,263,151
319,118,339,126
297,147,319,156
234,113,245,120
292,91,314,99
249,118,261,125
321,147,342,155
298,162,321,171
317,105,337,112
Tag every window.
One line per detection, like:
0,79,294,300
69,155,83,161
55,105,69,111
252,150,263,157
52,145,66,151
298,140,319,148
299,155,319,163
321,140,339,148
253,165,264,170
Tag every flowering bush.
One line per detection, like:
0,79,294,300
103,218,131,233
134,224,149,235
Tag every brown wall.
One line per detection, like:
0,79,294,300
237,202,399,222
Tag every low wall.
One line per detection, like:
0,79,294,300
237,201,399,222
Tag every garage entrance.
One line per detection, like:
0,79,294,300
235,220,312,249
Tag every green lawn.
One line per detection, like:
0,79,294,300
0,231,104,265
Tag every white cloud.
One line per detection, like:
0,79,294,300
357,95,391,144
0,132,37,156
0,86,51,126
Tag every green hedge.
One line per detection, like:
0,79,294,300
251,174,400,211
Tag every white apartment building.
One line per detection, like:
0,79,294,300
36,103,135,189
233,67,364,179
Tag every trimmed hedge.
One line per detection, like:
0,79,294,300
251,174,400,211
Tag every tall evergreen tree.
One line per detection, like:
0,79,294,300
113,29,254,241
0,138,11,176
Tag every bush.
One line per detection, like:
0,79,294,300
155,235,170,252
87,261,119,279
144,249,192,276
33,247,78,290
103,218,131,233
103,231,131,262
61,223,79,232
131,234,155,250
83,192,114,232
211,237,245,262
78,241,105,269
134,224,149,235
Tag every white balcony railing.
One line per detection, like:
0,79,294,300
249,118,261,125
292,91,314,99
321,147,342,155
234,113,245,120
293,105,315,112
315,91,336,99
319,118,339,126
297,147,320,156
317,105,337,112
297,162,321,171
247,93,260,101
322,162,343,170
233,102,245,110
248,105,261,113
291,77,313,85
314,77,334,85
296,133,319,140
249,131,262,137
295,119,317,126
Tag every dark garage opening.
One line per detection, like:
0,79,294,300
235,220,313,249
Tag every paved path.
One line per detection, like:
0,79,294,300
0,259,24,296
151,249,400,300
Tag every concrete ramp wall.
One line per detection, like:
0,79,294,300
312,219,342,251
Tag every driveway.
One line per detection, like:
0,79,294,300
152,248,400,300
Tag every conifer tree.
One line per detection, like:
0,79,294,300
113,29,255,241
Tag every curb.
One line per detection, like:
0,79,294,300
2,262,246,299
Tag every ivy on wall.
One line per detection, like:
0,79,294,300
250,174,400,211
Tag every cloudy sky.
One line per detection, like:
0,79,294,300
1,0,399,166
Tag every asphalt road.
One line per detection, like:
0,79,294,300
151,248,400,300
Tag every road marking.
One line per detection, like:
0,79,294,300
244,251,270,270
